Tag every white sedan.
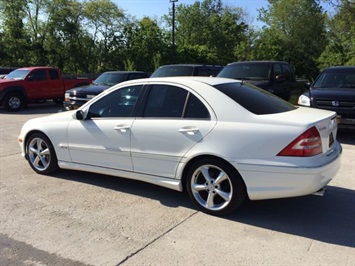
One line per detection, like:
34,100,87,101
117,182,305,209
18,77,342,216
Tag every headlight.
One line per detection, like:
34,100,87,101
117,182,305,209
298,94,311,106
64,92,70,102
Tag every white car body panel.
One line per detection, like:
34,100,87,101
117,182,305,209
18,77,342,202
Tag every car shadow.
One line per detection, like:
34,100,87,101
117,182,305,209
51,170,355,248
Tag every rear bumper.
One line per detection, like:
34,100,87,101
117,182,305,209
234,142,342,200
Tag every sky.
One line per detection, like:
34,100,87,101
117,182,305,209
113,0,269,27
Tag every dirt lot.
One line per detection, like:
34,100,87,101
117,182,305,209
0,102,354,266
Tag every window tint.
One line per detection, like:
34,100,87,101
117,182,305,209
313,69,355,89
281,64,293,80
49,69,59,80
87,85,142,118
129,73,148,80
31,70,47,81
272,64,282,79
218,63,270,80
151,66,194,77
143,85,188,118
214,82,296,115
184,94,210,119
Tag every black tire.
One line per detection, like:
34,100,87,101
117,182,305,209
3,92,24,112
185,158,247,216
52,98,64,105
26,133,59,175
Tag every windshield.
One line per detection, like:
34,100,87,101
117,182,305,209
5,69,30,80
151,66,194,77
218,63,270,80
313,69,355,89
93,73,127,86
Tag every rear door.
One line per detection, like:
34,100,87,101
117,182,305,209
130,84,217,178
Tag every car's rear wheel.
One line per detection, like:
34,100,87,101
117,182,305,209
186,158,247,216
26,133,58,174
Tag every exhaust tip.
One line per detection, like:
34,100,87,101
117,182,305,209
313,188,326,196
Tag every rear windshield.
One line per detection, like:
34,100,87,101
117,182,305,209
213,82,296,115
313,69,355,89
151,66,194,77
217,63,270,80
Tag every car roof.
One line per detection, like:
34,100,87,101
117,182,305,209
227,61,289,65
122,76,238,87
157,64,223,68
102,71,147,74
324,66,355,71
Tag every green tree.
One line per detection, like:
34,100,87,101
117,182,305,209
257,0,327,79
123,17,168,72
0,0,30,66
169,0,247,65
83,0,126,72
318,0,355,68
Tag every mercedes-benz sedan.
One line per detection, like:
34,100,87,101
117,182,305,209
18,77,342,216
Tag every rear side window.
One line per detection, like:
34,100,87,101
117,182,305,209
49,69,59,80
214,82,296,115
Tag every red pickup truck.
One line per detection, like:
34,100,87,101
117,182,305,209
0,66,92,111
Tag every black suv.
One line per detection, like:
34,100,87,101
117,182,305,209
217,61,298,100
63,71,148,110
150,64,223,77
298,66,355,129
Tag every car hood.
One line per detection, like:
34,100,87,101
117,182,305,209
69,84,111,96
310,87,355,100
0,79,22,85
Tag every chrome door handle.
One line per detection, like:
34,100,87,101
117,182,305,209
114,125,130,132
179,127,199,135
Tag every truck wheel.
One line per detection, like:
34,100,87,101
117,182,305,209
52,98,64,105
3,92,24,112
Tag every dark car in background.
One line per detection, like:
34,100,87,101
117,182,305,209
298,66,355,129
150,64,223,78
217,61,300,101
64,71,149,110
0,67,17,79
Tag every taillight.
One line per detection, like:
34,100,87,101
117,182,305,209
277,126,322,157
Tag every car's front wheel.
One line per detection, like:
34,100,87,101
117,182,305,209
186,158,247,216
26,133,58,174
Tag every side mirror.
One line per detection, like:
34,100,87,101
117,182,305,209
27,75,35,81
304,82,311,89
75,110,85,120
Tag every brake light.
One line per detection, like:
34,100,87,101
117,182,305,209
277,126,322,157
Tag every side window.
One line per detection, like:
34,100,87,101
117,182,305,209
49,69,59,80
87,85,142,118
143,85,188,118
184,94,210,119
272,64,282,79
31,70,47,81
281,64,293,80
